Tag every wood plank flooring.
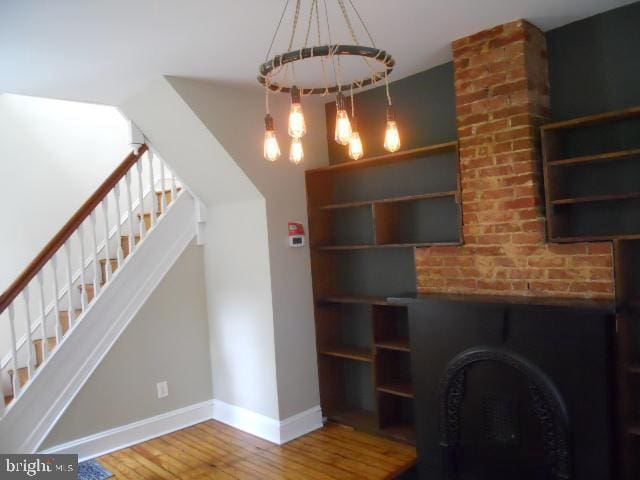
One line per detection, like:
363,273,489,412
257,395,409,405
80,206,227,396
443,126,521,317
98,420,417,479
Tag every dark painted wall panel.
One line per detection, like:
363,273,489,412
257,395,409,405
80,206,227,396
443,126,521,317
325,62,457,164
547,1,640,120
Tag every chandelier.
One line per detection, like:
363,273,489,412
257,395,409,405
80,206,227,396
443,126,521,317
258,0,400,163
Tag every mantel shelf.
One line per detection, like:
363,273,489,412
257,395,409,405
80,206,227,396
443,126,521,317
314,241,462,251
551,192,640,206
317,295,400,306
316,190,458,211
547,148,640,167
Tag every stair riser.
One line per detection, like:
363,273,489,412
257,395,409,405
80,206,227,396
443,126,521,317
100,260,119,285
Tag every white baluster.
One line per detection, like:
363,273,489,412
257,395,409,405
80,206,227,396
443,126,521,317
170,167,178,206
90,211,101,296
147,151,157,227
160,161,167,215
63,241,75,328
77,226,88,310
136,159,146,238
8,303,20,398
22,289,35,377
125,171,136,255
50,255,62,343
101,198,112,283
36,271,49,362
113,185,124,266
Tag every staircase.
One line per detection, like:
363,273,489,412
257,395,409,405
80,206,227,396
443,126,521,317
0,145,199,452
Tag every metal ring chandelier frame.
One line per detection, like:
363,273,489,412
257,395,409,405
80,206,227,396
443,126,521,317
258,44,395,95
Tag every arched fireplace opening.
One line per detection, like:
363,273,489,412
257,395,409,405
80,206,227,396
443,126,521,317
439,347,571,480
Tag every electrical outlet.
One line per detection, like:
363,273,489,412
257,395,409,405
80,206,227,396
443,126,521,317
156,381,168,399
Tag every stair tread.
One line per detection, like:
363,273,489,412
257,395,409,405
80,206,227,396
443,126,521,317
8,366,30,387
4,395,13,406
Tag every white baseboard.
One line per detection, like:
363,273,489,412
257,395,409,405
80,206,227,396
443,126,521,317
40,400,213,462
211,399,322,445
41,400,322,461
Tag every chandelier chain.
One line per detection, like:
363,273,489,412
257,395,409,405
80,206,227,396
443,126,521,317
347,0,376,47
264,0,291,62
314,0,331,95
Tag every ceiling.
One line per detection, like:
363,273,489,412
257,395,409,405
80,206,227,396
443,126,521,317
0,0,635,106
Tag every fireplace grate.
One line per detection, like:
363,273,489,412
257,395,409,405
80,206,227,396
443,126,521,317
483,395,520,445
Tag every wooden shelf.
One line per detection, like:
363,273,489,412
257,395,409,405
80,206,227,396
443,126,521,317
627,364,640,375
628,425,640,437
308,141,458,174
551,192,640,206
548,148,640,167
326,408,377,431
376,339,411,352
550,233,640,243
314,241,461,251
380,423,416,444
542,106,640,131
319,346,373,362
318,295,398,306
316,190,457,211
378,383,414,399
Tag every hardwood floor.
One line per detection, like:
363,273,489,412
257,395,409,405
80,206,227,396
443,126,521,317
98,420,417,479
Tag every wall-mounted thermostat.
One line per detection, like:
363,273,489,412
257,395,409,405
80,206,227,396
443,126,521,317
288,222,305,247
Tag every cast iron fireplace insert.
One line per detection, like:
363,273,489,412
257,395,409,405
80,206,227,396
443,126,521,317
393,294,616,480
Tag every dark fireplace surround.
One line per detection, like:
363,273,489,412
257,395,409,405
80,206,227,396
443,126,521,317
402,295,615,480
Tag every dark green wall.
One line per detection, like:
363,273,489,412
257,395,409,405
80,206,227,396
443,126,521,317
547,1,640,121
324,1,640,162
325,62,456,164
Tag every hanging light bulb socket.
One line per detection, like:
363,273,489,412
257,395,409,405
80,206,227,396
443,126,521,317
384,106,401,153
263,114,281,162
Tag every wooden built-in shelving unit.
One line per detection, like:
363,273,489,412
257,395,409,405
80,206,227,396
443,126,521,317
541,106,640,242
306,141,462,444
613,237,640,479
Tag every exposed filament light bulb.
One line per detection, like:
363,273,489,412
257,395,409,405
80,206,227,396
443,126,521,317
263,114,281,162
288,86,306,138
290,137,304,164
334,92,352,145
348,113,364,161
384,106,401,153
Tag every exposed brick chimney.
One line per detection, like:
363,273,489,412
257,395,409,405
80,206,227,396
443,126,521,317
416,20,615,299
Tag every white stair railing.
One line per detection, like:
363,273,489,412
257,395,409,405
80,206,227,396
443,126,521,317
0,145,183,416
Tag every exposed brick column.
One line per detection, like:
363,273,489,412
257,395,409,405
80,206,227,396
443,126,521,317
415,20,614,299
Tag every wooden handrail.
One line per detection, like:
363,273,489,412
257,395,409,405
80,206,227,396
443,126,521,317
0,144,149,314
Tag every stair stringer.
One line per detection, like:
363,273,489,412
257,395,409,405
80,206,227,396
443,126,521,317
0,192,198,453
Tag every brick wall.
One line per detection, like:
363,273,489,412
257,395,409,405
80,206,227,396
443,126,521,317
415,20,615,300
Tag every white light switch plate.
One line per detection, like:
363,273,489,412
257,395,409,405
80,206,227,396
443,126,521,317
156,381,169,399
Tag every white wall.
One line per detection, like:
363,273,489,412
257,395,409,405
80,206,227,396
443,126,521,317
0,94,129,292
166,77,329,420
0,94,129,362
40,241,212,449
120,77,329,422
